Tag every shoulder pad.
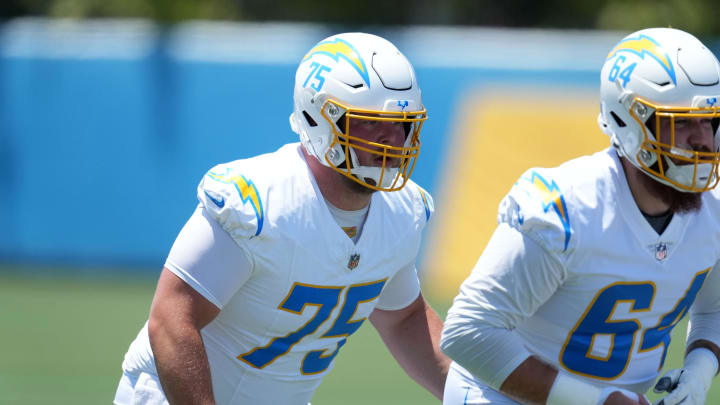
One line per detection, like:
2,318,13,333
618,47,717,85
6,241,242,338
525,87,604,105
197,163,265,239
499,169,573,254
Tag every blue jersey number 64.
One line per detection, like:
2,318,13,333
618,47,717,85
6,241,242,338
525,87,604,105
560,269,709,379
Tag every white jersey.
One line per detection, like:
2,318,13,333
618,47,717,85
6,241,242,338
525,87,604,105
121,143,433,405
443,147,720,397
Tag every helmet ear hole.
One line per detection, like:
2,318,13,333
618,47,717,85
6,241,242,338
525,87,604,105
302,111,318,127
610,111,626,128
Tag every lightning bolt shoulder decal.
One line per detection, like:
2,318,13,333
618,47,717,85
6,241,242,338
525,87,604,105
606,34,677,85
516,171,572,251
207,170,265,237
419,188,431,222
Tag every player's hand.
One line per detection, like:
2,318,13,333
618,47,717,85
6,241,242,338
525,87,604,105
652,348,718,405
652,368,707,405
602,388,650,405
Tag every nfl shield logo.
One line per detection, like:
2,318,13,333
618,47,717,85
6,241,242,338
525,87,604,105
655,243,668,261
347,254,360,270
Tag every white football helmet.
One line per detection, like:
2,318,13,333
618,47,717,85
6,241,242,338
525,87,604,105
598,27,720,192
290,32,426,191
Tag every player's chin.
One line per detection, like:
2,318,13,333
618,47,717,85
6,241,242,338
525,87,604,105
669,189,703,214
344,175,376,194
651,178,703,214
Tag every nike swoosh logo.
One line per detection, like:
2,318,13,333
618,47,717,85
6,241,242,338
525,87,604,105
204,190,225,208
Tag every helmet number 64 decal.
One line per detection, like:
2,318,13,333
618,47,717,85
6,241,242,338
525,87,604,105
608,55,637,88
303,62,332,92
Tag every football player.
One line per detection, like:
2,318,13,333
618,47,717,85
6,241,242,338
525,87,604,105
114,32,450,405
441,28,720,405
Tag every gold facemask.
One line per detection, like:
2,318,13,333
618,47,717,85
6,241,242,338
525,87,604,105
320,99,427,192
630,97,720,192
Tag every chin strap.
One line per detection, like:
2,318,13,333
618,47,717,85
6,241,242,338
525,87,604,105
350,165,400,188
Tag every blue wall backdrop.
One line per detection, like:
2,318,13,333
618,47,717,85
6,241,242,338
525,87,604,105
4,20,699,272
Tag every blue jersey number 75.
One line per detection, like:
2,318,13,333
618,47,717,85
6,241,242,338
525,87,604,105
238,279,386,375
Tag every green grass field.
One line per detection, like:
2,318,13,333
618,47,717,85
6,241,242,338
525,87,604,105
1,271,718,404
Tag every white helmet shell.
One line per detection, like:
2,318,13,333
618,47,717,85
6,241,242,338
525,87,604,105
290,32,426,191
598,27,720,192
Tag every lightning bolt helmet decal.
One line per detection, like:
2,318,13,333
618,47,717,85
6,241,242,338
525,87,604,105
606,34,677,85
302,38,371,88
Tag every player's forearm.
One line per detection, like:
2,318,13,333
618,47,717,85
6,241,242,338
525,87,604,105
373,300,450,399
687,338,720,369
498,356,557,405
501,357,649,405
148,318,216,405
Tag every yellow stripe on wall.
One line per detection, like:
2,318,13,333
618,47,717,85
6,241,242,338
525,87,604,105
424,87,609,300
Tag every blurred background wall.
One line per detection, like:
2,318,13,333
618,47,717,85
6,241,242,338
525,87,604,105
2,1,720,404
3,18,720,296
0,18,625,289
2,0,720,293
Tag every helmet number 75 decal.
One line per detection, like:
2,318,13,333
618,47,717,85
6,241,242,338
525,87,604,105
608,55,637,88
303,62,332,92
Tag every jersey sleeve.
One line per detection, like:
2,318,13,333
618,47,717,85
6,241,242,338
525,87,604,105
370,183,430,311
687,261,720,350
497,168,574,261
374,263,421,311
440,222,567,389
197,163,265,241
165,206,253,309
